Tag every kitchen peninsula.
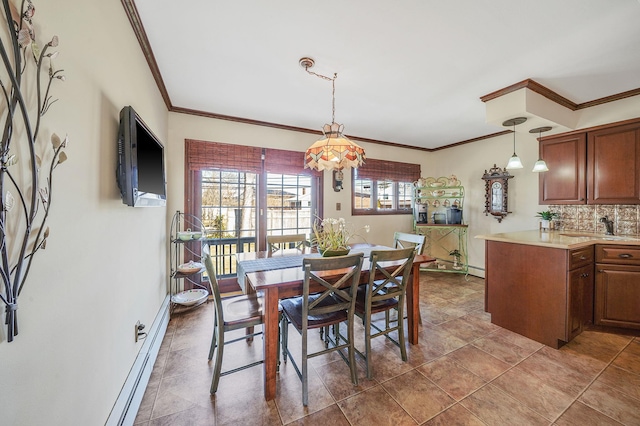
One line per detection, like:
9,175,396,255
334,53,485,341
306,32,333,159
477,230,640,348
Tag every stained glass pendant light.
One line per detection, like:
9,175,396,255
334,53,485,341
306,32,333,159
300,57,366,171
530,126,552,172
503,117,527,170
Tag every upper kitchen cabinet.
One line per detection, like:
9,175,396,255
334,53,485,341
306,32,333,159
539,133,587,204
587,121,640,204
540,118,640,205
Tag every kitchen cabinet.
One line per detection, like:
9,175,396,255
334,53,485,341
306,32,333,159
539,117,640,205
595,245,640,329
539,133,586,204
485,241,593,348
587,122,640,204
568,264,594,340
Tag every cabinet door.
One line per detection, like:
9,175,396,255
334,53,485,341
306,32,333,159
587,122,640,204
595,264,640,329
568,264,594,341
539,133,587,204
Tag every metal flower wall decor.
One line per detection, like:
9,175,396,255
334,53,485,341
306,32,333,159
1,0,68,342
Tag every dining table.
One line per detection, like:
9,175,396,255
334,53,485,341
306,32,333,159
236,244,433,401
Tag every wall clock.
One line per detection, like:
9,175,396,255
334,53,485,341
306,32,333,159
482,164,513,222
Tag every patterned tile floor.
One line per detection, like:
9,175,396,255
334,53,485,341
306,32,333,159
134,273,640,425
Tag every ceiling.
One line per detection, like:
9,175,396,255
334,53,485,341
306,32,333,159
131,0,640,150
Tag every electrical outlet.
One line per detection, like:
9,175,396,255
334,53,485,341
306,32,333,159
135,321,147,342
135,321,141,342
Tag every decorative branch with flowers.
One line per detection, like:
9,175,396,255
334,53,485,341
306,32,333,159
312,217,370,254
0,0,68,342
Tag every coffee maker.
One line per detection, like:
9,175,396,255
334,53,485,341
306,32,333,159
416,203,428,223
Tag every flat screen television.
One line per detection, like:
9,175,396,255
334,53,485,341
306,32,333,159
116,106,167,207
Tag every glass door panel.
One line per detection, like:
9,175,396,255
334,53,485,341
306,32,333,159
201,170,257,277
265,173,314,238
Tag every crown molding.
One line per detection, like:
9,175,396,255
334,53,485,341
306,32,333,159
480,78,640,111
121,0,172,110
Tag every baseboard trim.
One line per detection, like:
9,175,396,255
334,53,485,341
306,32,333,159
106,295,170,426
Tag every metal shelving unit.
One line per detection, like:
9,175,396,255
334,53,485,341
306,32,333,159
169,211,209,314
413,176,468,274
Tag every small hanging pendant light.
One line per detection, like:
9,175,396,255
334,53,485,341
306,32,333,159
529,126,552,172
503,117,527,170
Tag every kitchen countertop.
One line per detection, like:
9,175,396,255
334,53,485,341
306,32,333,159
475,229,640,249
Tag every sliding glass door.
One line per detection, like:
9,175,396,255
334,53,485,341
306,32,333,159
185,141,322,291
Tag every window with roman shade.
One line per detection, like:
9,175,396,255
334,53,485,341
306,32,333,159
352,158,420,215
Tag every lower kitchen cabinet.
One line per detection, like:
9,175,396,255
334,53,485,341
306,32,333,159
568,264,594,340
485,241,594,348
595,245,640,329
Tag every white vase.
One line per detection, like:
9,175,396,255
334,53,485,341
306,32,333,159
541,219,550,230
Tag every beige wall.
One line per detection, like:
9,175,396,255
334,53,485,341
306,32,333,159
167,112,432,247
0,1,168,424
1,1,639,423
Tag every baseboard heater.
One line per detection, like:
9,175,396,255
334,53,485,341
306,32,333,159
106,295,170,426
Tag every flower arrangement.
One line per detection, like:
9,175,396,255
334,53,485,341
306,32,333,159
312,217,370,254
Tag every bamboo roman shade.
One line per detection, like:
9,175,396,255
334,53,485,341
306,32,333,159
264,148,321,176
355,158,421,182
186,139,263,173
185,140,321,176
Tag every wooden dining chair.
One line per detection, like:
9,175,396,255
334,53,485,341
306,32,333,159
266,233,308,252
393,231,425,255
392,231,425,324
354,247,416,379
204,252,266,394
280,253,364,406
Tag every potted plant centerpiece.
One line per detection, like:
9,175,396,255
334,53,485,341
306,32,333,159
312,217,369,257
449,249,463,270
536,210,559,230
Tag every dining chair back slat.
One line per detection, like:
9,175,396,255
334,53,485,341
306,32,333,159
266,234,308,252
393,231,426,255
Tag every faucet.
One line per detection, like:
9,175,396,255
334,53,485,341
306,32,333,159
600,216,614,235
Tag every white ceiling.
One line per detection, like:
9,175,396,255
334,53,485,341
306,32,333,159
133,0,640,150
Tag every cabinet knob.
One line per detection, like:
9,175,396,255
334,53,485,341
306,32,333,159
618,253,633,259
579,256,586,260
579,198,585,201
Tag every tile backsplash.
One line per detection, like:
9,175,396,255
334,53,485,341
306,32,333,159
549,205,640,235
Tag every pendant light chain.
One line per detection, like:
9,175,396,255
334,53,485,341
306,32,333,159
303,62,338,124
